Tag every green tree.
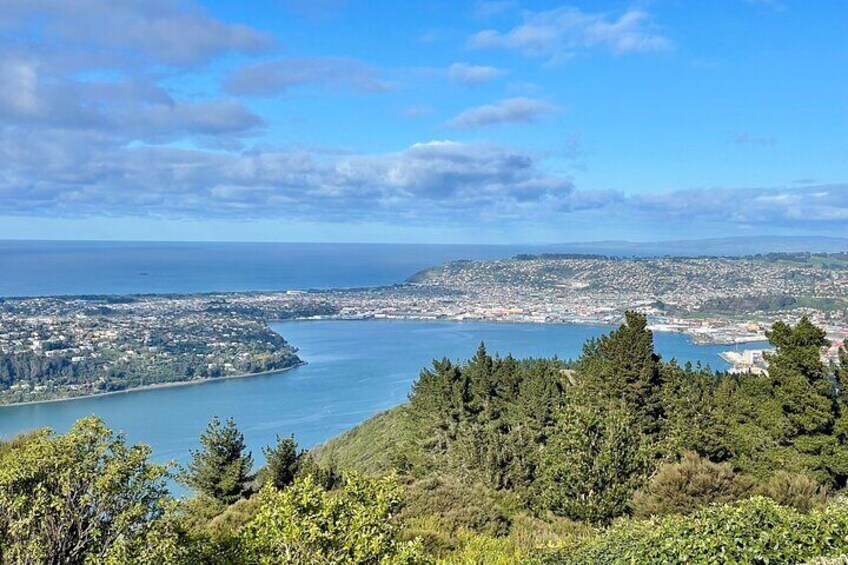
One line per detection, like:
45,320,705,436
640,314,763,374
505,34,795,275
0,417,178,565
764,318,844,483
576,311,664,433
183,417,254,505
262,434,304,490
539,393,650,525
240,473,431,564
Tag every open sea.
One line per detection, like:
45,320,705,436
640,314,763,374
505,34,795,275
0,240,537,297
0,240,767,494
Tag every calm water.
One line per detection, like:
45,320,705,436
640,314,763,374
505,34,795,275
0,320,764,494
0,240,540,297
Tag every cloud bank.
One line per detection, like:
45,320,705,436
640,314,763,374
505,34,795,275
0,0,844,241
470,6,671,59
225,57,395,96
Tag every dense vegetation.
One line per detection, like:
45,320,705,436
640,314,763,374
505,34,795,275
1,313,847,563
317,313,848,562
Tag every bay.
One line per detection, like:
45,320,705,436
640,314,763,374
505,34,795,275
0,319,764,495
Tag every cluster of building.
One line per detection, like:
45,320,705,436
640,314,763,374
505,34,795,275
1,254,845,403
311,255,848,346
0,295,305,404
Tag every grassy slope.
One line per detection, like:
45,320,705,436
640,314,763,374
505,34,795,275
313,405,408,476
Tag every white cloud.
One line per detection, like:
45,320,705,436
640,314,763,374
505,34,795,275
1,0,273,66
0,135,575,220
446,97,557,128
447,63,508,85
469,6,671,59
226,57,395,96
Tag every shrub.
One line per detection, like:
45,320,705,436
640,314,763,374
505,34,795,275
758,471,828,513
399,476,515,556
804,556,848,565
631,452,754,517
436,532,521,565
0,417,178,564
528,497,848,565
240,473,431,564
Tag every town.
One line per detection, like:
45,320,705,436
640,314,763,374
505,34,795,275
1,253,846,404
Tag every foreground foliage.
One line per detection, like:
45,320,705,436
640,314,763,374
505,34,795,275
241,474,430,564
318,314,848,561
0,417,181,564
529,497,848,565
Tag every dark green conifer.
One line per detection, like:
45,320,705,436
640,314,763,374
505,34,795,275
577,311,664,433
183,416,254,504
262,434,303,490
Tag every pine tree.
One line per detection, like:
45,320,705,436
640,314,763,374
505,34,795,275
183,417,254,504
262,434,303,490
765,317,835,436
577,311,664,433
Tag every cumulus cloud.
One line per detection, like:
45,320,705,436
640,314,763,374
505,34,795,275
469,6,671,59
0,56,263,141
0,0,273,66
0,135,576,220
1,118,845,230
447,97,558,128
225,57,395,96
447,63,508,85
628,186,848,225
0,0,268,159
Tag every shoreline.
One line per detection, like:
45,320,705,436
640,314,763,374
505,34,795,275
280,315,768,347
0,361,307,409
0,317,770,409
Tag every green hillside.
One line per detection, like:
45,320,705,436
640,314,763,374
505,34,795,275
3,313,848,563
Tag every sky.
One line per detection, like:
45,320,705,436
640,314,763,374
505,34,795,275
0,0,846,243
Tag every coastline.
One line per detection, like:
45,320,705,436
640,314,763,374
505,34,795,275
284,315,767,346
0,316,769,410
0,361,307,409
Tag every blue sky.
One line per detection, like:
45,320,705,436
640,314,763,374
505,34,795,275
0,0,846,243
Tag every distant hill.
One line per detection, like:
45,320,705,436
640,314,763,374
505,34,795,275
539,236,848,258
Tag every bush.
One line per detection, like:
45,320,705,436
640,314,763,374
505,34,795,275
804,556,848,565
0,417,178,564
400,475,516,538
758,471,828,513
529,497,848,565
631,452,754,517
240,473,431,564
436,532,521,565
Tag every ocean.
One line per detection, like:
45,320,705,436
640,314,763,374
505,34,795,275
0,240,535,297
